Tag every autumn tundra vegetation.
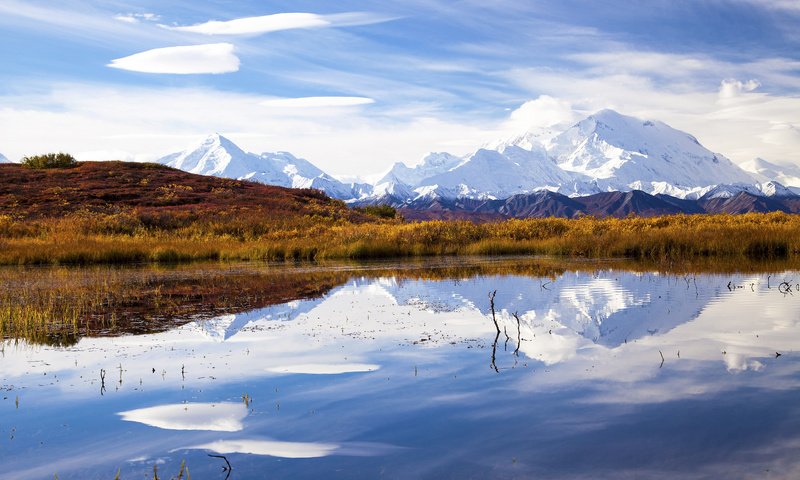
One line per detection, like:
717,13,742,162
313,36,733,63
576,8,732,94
0,159,798,266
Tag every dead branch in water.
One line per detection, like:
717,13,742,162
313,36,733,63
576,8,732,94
488,290,500,334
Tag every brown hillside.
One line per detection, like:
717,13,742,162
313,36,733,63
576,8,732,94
0,161,365,222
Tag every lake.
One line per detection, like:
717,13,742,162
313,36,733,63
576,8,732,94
1,257,799,479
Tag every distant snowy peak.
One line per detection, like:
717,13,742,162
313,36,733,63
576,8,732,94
377,152,464,187
740,158,800,188
0,152,10,163
157,134,360,200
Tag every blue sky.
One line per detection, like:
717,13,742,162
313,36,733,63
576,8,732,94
1,0,798,176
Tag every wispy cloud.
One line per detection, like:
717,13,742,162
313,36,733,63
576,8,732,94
108,43,239,74
163,12,396,36
261,96,375,108
113,12,160,24
0,83,493,175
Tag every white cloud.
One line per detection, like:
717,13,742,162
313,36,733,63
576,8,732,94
164,12,394,36
113,13,160,24
505,95,577,132
568,50,715,79
167,12,329,35
107,43,239,74
261,96,375,108
719,78,761,99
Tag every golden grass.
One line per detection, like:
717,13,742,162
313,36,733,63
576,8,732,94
0,211,799,266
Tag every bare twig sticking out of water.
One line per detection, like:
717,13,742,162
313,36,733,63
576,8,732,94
181,364,185,381
779,281,793,295
512,311,522,357
504,326,510,351
488,290,500,334
118,363,123,387
100,369,106,396
659,350,665,368
208,454,232,480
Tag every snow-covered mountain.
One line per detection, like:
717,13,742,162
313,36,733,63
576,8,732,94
363,109,761,204
377,152,463,186
157,134,369,200
548,109,755,191
0,153,10,163
741,158,800,188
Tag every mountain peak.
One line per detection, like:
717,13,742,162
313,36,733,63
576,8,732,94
197,133,245,154
0,152,9,164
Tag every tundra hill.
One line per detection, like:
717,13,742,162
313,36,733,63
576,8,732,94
0,161,366,223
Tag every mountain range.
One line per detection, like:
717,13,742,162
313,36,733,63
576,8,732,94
157,134,372,201
3,109,797,218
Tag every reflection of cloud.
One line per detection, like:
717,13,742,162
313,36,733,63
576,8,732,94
267,363,380,374
108,44,239,74
118,402,247,431
182,438,401,459
184,439,338,458
725,353,765,372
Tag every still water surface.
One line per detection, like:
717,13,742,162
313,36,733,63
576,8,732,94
1,258,799,479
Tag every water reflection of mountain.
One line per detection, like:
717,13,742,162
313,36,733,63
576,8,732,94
191,271,726,349
196,297,326,341
375,273,723,347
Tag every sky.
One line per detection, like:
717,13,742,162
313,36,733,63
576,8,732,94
0,0,798,177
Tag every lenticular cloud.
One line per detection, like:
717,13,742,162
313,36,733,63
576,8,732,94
166,12,330,35
108,43,239,74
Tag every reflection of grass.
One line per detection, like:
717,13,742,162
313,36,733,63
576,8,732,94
2,212,800,266
2,256,798,346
